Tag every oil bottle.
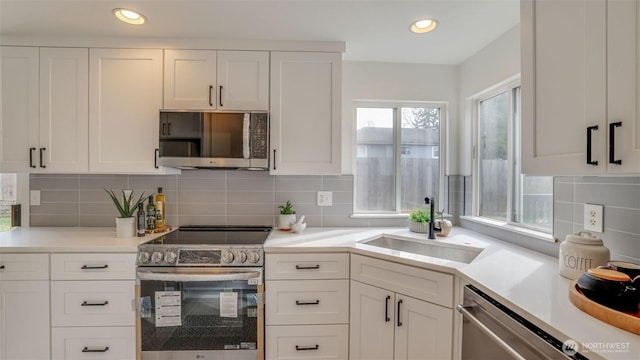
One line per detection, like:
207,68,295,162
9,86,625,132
155,187,166,228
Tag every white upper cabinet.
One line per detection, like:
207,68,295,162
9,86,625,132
607,0,640,173
39,48,89,172
522,0,640,175
0,46,39,172
164,49,269,110
0,46,89,173
89,48,172,174
270,51,342,175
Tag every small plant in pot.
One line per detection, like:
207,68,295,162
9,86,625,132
278,200,296,231
105,189,148,238
408,208,430,233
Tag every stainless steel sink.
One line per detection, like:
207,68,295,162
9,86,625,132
359,235,482,264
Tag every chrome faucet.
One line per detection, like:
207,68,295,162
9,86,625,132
424,197,441,239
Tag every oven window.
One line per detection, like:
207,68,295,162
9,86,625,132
140,279,258,351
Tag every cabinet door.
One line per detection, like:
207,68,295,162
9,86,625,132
349,280,394,360
394,294,453,360
89,48,165,173
270,52,342,175
51,327,135,360
608,0,640,173
164,49,217,109
39,47,89,172
0,46,39,172
521,0,607,175
217,50,269,110
0,281,50,360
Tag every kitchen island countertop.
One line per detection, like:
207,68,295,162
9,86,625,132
266,227,640,360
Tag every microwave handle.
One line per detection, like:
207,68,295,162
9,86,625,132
243,114,250,159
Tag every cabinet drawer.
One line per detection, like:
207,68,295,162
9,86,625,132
265,253,349,280
351,254,454,308
0,253,49,280
266,324,348,360
51,281,135,327
266,279,349,325
52,327,135,360
51,253,136,280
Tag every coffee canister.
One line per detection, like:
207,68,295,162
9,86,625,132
559,231,610,280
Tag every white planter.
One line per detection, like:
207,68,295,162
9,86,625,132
409,221,428,233
278,214,296,231
115,217,136,238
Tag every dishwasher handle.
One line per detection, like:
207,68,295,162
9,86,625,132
457,304,527,360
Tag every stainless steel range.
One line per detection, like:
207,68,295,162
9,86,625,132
136,225,272,360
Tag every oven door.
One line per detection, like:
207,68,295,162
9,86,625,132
136,267,263,360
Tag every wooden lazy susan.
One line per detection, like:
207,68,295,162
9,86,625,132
145,225,172,234
568,280,640,335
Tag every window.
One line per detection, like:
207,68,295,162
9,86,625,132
0,173,18,231
354,103,444,214
474,82,552,232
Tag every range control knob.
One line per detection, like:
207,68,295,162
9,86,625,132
164,251,177,264
151,252,165,264
248,251,261,264
138,251,151,264
237,251,248,263
222,251,235,264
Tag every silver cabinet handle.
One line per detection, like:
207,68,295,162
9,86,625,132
457,304,527,360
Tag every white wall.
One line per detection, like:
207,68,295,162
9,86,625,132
457,24,521,175
341,61,458,174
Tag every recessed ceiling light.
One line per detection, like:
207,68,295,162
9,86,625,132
113,8,146,25
411,18,438,34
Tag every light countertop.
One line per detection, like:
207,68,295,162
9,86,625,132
266,227,640,360
0,227,175,253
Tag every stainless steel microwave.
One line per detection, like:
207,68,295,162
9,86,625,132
158,111,269,169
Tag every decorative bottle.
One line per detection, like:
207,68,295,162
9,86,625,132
155,187,166,228
146,196,156,230
136,203,146,237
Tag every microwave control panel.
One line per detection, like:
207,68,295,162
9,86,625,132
250,113,269,159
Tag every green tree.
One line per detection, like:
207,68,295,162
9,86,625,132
401,107,440,128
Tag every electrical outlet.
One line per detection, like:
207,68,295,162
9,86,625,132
317,191,333,206
30,190,41,206
583,204,603,233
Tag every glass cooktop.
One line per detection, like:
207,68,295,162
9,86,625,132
147,225,272,246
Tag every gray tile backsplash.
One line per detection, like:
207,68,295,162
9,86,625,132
553,176,640,263
29,171,393,228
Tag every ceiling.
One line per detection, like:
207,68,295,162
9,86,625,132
0,0,520,65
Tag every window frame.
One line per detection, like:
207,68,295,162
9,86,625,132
352,101,447,217
471,76,553,235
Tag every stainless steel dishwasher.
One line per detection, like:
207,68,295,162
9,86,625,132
457,284,589,360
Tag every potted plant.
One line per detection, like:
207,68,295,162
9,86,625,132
105,189,148,238
408,208,430,233
277,200,296,231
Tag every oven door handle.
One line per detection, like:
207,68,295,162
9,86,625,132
457,304,527,360
137,269,261,282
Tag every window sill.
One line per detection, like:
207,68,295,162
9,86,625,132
460,216,556,243
350,213,409,219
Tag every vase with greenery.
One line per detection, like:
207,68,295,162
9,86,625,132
105,189,148,238
277,200,296,231
408,208,430,233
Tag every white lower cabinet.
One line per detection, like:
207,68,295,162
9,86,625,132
265,325,348,360
50,253,136,360
51,327,135,360
350,254,454,360
0,254,50,360
265,253,349,360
